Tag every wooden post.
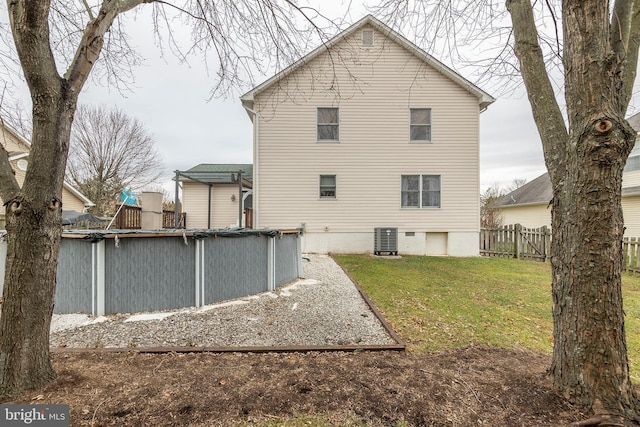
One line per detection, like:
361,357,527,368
542,226,548,261
515,223,522,260
174,170,180,229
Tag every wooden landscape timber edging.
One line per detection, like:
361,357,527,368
334,256,407,349
50,343,405,354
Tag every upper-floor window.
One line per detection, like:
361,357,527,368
362,29,374,47
625,138,640,172
401,175,441,208
410,108,432,142
317,108,339,141
319,175,337,198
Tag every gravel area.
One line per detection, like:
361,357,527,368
50,254,397,349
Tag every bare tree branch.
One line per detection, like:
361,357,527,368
611,1,640,112
67,104,164,216
64,0,153,96
506,0,567,183
7,2,60,98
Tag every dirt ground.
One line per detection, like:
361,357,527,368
3,346,587,426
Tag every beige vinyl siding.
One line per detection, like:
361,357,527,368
182,182,243,229
499,204,552,229
11,162,26,188
61,189,86,212
254,26,480,233
209,185,242,228
0,127,30,154
182,182,212,228
1,160,88,218
1,129,29,210
0,163,25,218
499,197,640,238
623,170,640,187
1,124,91,213
623,195,640,237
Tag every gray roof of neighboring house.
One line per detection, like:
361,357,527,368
495,174,640,207
628,111,640,131
495,173,552,207
496,112,640,207
178,164,253,187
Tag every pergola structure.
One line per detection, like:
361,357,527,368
173,167,252,229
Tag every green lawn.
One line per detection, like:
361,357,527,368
333,254,640,380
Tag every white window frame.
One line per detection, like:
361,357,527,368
317,108,339,142
401,174,441,208
319,175,337,199
410,108,432,142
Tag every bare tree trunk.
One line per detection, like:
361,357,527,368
507,0,640,421
0,94,74,397
549,117,639,419
0,0,146,398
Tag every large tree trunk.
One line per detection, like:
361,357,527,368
549,117,639,419
0,96,75,397
0,0,144,398
549,0,640,417
507,0,640,421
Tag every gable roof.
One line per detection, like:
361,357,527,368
240,14,495,112
495,112,640,208
495,173,552,207
495,174,640,208
63,181,95,207
179,163,253,187
1,120,94,207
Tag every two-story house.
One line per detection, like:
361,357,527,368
240,15,494,256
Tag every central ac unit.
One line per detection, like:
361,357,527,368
374,227,398,256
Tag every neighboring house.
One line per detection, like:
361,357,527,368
240,15,495,256
493,173,554,230
495,112,640,236
0,121,94,226
179,163,253,229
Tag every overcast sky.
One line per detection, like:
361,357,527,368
4,2,604,194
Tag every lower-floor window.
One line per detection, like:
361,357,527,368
401,174,441,208
319,175,336,198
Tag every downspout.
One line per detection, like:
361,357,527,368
237,170,243,227
207,184,212,229
244,107,259,229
